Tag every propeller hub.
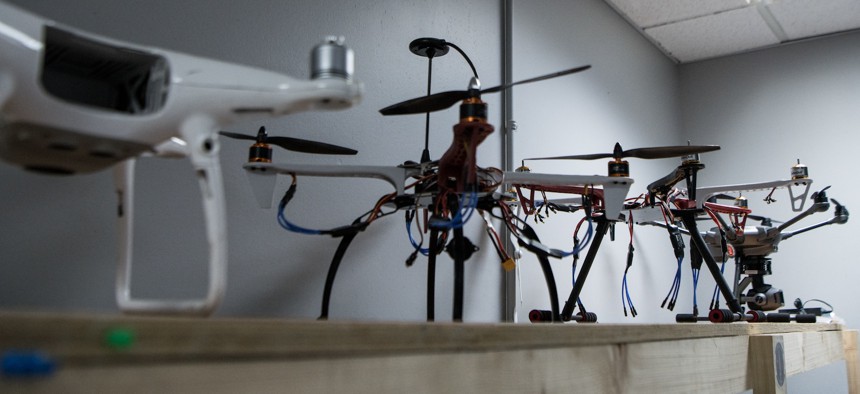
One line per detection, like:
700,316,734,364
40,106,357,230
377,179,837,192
467,77,481,93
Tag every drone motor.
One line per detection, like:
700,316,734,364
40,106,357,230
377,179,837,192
311,36,354,80
607,158,629,177
791,159,809,180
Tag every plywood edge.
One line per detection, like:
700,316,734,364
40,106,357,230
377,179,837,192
0,310,845,365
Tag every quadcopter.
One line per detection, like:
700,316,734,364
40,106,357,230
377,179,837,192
233,37,633,322
513,143,722,323
0,1,362,315
636,158,849,323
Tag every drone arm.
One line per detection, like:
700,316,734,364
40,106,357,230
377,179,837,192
636,220,692,236
646,166,685,198
115,117,227,316
781,199,849,241
776,188,831,233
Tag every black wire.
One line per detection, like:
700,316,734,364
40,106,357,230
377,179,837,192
422,56,433,162
803,298,834,314
445,42,479,80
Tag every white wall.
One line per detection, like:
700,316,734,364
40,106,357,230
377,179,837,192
0,0,504,322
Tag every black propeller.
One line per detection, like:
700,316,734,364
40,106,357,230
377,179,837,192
526,142,720,161
379,65,592,115
219,127,357,155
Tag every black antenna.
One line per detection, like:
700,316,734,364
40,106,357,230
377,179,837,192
408,38,480,163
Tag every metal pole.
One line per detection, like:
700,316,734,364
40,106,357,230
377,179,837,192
500,0,517,322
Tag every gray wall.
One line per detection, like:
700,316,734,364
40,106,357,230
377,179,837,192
681,31,860,328
0,0,504,322
511,0,692,324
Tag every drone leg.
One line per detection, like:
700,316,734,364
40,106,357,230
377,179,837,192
427,228,438,322
518,224,562,322
561,219,610,321
452,227,465,322
676,211,743,313
318,224,361,320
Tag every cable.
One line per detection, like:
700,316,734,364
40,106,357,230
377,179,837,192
445,42,479,80
621,210,637,317
691,266,700,316
803,298,834,314
406,209,430,256
662,255,683,311
431,189,478,230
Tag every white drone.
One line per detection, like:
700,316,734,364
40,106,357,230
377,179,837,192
0,2,362,315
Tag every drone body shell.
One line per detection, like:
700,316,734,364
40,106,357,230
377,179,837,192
0,1,361,174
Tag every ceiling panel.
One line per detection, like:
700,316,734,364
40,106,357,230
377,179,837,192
604,0,860,63
608,0,749,28
644,6,780,63
767,0,860,40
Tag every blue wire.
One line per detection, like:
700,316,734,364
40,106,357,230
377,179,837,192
667,256,683,304
558,217,593,258
434,190,478,230
405,212,430,256
692,268,700,310
277,202,322,235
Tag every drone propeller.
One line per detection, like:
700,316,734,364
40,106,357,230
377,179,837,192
219,127,357,155
379,65,592,115
526,142,720,161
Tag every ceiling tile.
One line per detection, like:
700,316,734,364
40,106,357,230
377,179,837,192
644,6,780,62
606,0,750,28
766,0,860,40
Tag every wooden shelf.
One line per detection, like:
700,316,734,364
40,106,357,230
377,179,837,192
0,311,856,393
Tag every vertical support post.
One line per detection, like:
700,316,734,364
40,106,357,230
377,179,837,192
500,0,517,323
750,335,787,394
844,330,859,394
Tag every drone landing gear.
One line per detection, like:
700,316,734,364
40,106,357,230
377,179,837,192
674,210,744,314
559,218,612,323
319,218,365,320
529,309,597,323
517,224,563,322
678,309,816,323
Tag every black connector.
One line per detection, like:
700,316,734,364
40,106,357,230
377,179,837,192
667,224,685,258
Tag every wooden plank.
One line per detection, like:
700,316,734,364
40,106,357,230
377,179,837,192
0,311,844,365
845,330,860,394
621,335,750,394
780,331,847,375
2,345,623,394
749,335,787,394
0,312,852,394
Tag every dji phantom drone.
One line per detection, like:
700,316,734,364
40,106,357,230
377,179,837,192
0,1,362,315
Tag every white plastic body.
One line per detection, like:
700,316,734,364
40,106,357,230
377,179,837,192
697,178,813,212
0,2,362,315
243,162,633,219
